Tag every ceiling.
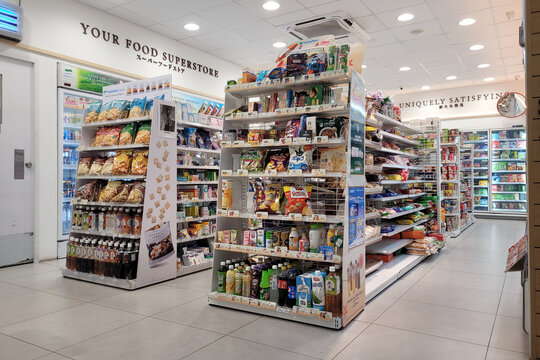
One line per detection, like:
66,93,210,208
75,0,524,94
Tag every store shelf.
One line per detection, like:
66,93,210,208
222,138,345,149
177,215,216,223
220,171,345,179
367,239,414,255
367,192,424,202
369,146,419,159
365,165,383,173
63,197,74,203
441,180,458,183
492,199,526,203
365,139,382,150
177,146,221,154
75,174,146,180
177,233,216,244
62,268,136,290
440,142,459,147
213,243,341,263
224,71,350,97
209,292,341,329
224,105,349,124
379,180,426,185
380,131,419,146
371,113,423,135
366,211,381,220
177,198,218,205
177,121,222,132
492,182,526,185
78,144,149,152
463,140,488,144
491,170,526,173
69,229,140,239
381,206,428,220
81,116,151,128
178,181,219,185
63,140,80,146
492,147,526,150
70,200,144,208
492,138,526,142
492,191,526,194
177,165,220,170
381,219,428,237
216,212,342,224
492,158,525,162
366,259,384,275
63,165,77,170
473,158,489,160
381,164,425,171
176,260,213,277
365,186,384,195
365,234,383,246
491,208,526,213
474,167,489,170
474,185,489,188
63,123,82,129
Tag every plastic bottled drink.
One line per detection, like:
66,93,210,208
299,233,309,252
289,228,299,251
259,269,271,301
234,266,244,295
325,266,341,316
269,265,279,303
216,261,227,293
225,265,235,294
286,268,297,308
242,266,252,297
277,266,288,306
250,265,261,299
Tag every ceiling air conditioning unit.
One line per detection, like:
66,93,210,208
283,12,370,44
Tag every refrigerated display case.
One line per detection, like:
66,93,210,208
491,128,527,215
463,130,490,213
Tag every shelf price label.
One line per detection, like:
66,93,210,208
233,140,245,147
311,214,327,222
221,170,233,176
289,169,303,176
261,139,275,146
255,212,269,219
293,137,309,145
265,169,277,176
313,136,329,144
236,169,248,176
311,169,326,177
221,141,231,147
80,199,89,204
227,210,240,217
288,213,303,221
279,138,292,145
216,209,227,216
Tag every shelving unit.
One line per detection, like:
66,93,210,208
463,130,490,213
440,135,460,237
459,142,475,232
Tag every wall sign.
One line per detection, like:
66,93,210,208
0,0,22,42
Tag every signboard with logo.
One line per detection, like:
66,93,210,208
58,63,127,94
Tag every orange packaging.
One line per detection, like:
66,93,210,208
402,230,425,239
367,254,393,262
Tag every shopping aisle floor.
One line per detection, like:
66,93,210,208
0,219,528,360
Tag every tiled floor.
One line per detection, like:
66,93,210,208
0,219,529,360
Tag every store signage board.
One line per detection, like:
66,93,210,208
58,63,127,94
349,71,366,176
0,0,22,42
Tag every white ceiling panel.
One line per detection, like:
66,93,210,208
437,9,494,34
297,0,334,6
412,47,458,62
189,30,248,50
120,0,190,23
428,0,491,18
355,15,387,33
169,0,233,13
389,20,443,42
229,20,287,42
375,3,436,29
361,0,425,14
364,30,399,47
367,43,410,58
310,0,371,18
179,36,218,53
235,0,305,19
76,0,116,10
505,64,525,73
446,24,499,44
503,56,523,66
161,14,221,37
265,9,314,26
402,35,451,52
490,0,522,9
105,6,155,27
492,4,522,23
146,23,190,40
495,19,522,37
197,2,262,29
498,34,519,48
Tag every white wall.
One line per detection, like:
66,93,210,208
0,0,241,261
441,113,526,131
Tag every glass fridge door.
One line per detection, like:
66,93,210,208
490,128,527,215
462,130,490,213
58,90,100,246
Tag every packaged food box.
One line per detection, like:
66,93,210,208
367,254,393,262
402,230,425,239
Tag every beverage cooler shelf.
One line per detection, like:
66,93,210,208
214,243,341,264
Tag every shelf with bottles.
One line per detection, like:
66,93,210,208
177,232,216,244
176,259,213,276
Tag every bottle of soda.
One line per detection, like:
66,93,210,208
216,261,227,293
325,266,341,316
269,265,279,303
234,266,244,296
242,266,252,297
225,265,235,294
259,269,271,301
250,265,261,299
277,266,288,306
286,267,297,308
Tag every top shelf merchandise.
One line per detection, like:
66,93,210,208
463,130,490,213
459,141,474,231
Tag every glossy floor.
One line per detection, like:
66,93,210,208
0,219,528,360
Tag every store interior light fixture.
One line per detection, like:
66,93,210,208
458,18,476,26
397,13,414,22
399,66,411,71
421,85,431,90
263,1,280,11
469,44,484,51
362,64,367,69
446,75,457,80
273,41,286,48
484,77,495,82
477,63,490,68
184,23,200,31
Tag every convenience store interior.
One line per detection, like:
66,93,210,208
0,0,532,359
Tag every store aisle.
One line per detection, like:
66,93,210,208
0,219,527,360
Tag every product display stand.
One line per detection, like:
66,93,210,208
176,109,222,277
463,130,490,213
63,75,180,289
459,142,475,231
440,133,461,237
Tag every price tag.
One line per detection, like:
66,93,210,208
270,79,281,86
261,139,275,146
283,76,295,84
279,138,292,145
265,169,277,176
80,199,88,204
256,212,268,219
275,246,287,254
241,297,250,305
217,209,227,216
221,141,231,147
228,210,240,217
237,169,248,176
311,214,327,222
286,107,297,114
311,169,326,177
233,140,245,147
185,216,193,221
221,170,232,176
299,307,310,315
310,308,321,316
289,169,302,176
293,137,308,145
308,74,316,80
296,106,306,113
288,213,303,221
313,136,329,144
314,253,325,261
247,111,258,118
274,108,283,115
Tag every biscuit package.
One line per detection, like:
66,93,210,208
109,100,128,120
119,123,136,145
77,157,93,176
319,145,346,173
88,157,106,175
131,150,148,175
98,181,121,202
127,182,145,204
288,145,313,172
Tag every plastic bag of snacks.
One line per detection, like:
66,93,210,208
112,150,132,175
319,145,346,172
129,97,146,118
98,181,121,202
241,149,266,172
119,123,136,145
111,183,131,203
100,157,114,175
288,145,313,172
284,185,312,215
88,157,106,175
75,181,99,200
84,102,101,123
108,100,128,120
256,183,281,214
131,150,148,175
99,126,122,147
134,122,151,144
247,129,266,145
97,102,111,122
265,149,289,172
127,182,145,204
77,157,93,176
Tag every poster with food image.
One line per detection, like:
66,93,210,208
145,221,175,267
341,245,365,326
172,89,223,121
348,186,365,249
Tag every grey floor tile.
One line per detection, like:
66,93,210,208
230,316,369,359
486,347,528,360
0,281,36,301
59,317,222,360
41,278,126,302
152,298,261,334
356,294,397,323
160,269,213,292
1,303,144,351
333,324,486,360
489,315,529,353
35,353,75,360
418,268,505,292
0,332,50,360
434,256,505,277
183,335,317,360
503,273,523,295
374,299,495,345
498,292,523,318
0,263,59,281
40,259,66,268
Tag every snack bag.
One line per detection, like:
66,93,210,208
265,149,289,172
240,149,266,172
247,130,266,145
84,102,101,123
119,123,136,145
112,150,132,175
122,103,130,119
98,181,121,202
284,119,302,138
316,117,344,139
75,181,99,201
146,94,164,116
256,184,281,214
288,145,313,172
134,122,151,144
77,157,93,176
97,102,111,122
92,128,107,147
100,126,122,146
88,157,106,175
131,150,148,175
127,182,145,204
111,183,132,203
108,100,128,120
222,179,233,210
129,97,147,118
319,145,346,173
284,185,312,215
101,157,114,175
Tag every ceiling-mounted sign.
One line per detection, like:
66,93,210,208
0,0,22,42
392,81,525,120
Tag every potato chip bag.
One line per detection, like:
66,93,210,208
119,123,136,145
284,185,312,215
134,122,151,144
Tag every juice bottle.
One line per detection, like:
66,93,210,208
269,265,279,303
95,239,103,275
65,237,73,270
234,266,244,295
259,269,270,301
88,239,96,274
216,261,227,293
242,266,252,297
250,265,261,299
103,241,111,277
289,228,299,251
225,265,235,294
115,209,124,235
115,242,125,278
327,225,336,246
125,242,135,280
325,266,341,316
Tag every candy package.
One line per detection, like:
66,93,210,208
119,123,136,145
284,185,312,215
288,145,313,172
241,149,266,172
134,122,151,144
265,149,289,172
255,183,281,214
112,150,132,175
131,150,148,175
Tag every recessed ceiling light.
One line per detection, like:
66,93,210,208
469,44,484,51
362,64,367,69
273,41,286,48
421,85,431,90
399,66,411,71
458,18,476,26
397,13,414,22
484,77,494,82
477,63,490,69
263,1,280,11
184,23,200,31
446,75,457,80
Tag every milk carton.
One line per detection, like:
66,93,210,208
311,270,325,310
296,274,312,308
